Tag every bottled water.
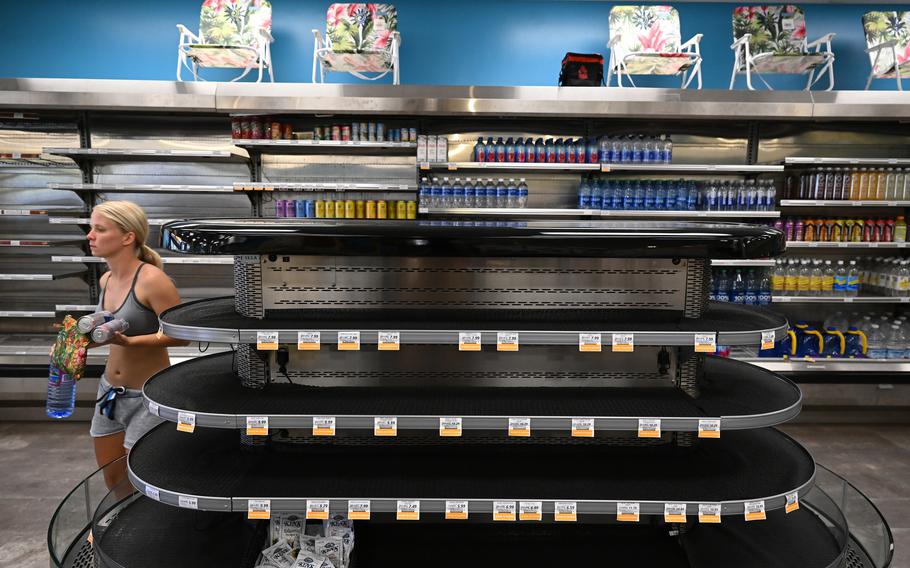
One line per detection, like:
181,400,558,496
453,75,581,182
517,178,528,208
715,269,731,302
758,270,772,305
732,269,746,304
419,177,431,208
643,180,656,210
744,268,759,305
463,179,475,208
611,180,623,209
834,260,848,296
632,181,645,210
452,178,465,208
746,180,758,211
441,177,453,207
485,178,496,208
46,366,77,419
91,319,130,343
631,135,644,163
866,323,888,359
620,136,632,163
655,180,667,210
589,178,603,210
686,181,697,210
797,259,811,296
507,178,519,208
599,137,610,163
496,178,508,208
809,260,823,295
706,182,718,211
642,137,653,163
612,137,622,163
897,260,910,296
822,260,835,295
886,324,906,359
737,181,748,211
578,177,591,209
622,180,634,210
661,135,673,163
431,177,443,208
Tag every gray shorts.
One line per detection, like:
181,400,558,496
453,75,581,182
89,374,163,449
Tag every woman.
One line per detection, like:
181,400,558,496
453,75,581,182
86,201,188,488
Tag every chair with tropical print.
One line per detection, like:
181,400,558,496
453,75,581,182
606,5,704,89
862,11,910,91
176,0,274,82
312,4,401,85
729,5,835,91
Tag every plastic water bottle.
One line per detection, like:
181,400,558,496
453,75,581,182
485,179,496,208
77,311,114,334
91,319,129,343
663,181,676,210
592,178,605,210
507,178,519,208
706,182,718,211
886,324,906,359
759,271,772,305
867,324,888,359
642,137,653,163
643,180,656,210
496,178,508,208
431,177,443,208
419,177,431,207
452,178,465,208
601,180,614,210
847,260,860,297
441,177,453,207
463,179,476,208
632,135,643,163
746,180,758,211
611,138,622,163
578,177,591,209
611,180,623,209
715,269,730,302
474,137,486,162
599,137,610,163
46,365,77,419
517,178,528,208
662,135,673,163
621,180,633,210
648,136,661,163
632,181,645,210
655,180,668,210
620,136,632,163
744,269,759,305
732,269,746,304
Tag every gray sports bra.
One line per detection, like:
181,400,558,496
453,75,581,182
96,263,160,337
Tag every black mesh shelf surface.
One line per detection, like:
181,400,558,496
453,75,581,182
128,425,815,516
159,297,788,346
143,352,801,431
95,497,261,568
160,218,785,259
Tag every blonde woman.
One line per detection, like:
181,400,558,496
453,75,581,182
86,201,188,488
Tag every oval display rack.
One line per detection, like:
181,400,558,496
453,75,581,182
128,424,815,518
158,296,789,346
142,352,802,432
159,218,785,259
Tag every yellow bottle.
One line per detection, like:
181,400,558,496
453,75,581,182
387,201,397,220
848,168,860,201
875,168,886,200
857,168,869,200
784,260,799,294
344,200,356,219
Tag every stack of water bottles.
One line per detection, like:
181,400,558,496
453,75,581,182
759,311,910,359
579,177,697,211
471,134,673,164
770,258,860,297
710,267,773,306
858,257,910,296
696,179,778,211
419,176,528,209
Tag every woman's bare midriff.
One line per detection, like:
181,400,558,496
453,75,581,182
104,343,170,389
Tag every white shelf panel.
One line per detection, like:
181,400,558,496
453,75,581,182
710,259,775,267
741,356,910,374
780,200,910,207
785,157,910,166
43,147,247,163
49,183,236,194
772,295,910,304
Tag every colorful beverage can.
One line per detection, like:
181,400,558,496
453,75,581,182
270,122,282,140
305,200,316,218
324,200,335,218
396,200,407,219
251,118,264,139
275,200,287,218
335,200,345,218
406,200,417,219
282,124,293,140
345,200,356,219
409,128,417,142
240,118,251,139
355,200,365,219
387,201,397,219
231,118,243,139
377,200,388,219
366,200,377,219
359,122,369,141
314,126,323,140
331,125,341,141
341,125,351,141
315,200,325,218
351,122,360,140
295,200,306,218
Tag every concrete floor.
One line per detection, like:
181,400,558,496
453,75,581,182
0,422,906,568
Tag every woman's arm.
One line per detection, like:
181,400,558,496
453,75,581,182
108,268,191,348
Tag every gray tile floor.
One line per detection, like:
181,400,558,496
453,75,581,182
0,422,906,568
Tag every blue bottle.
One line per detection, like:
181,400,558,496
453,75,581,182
731,269,746,304
545,139,556,163
620,136,632,163
611,180,624,209
496,178,508,208
632,181,645,210
505,137,516,162
419,177,431,206
822,327,845,358
432,177,444,207
495,137,505,162
536,138,546,162
662,181,676,211
621,180,633,210
555,138,566,163
463,179,476,207
586,139,599,164
844,327,867,358
589,178,603,210
648,136,660,163
46,365,76,419
601,180,614,210
452,178,465,207
758,272,772,305
507,178,520,208
474,137,486,162
486,138,497,162
578,177,591,209
643,180,656,210
706,182,718,211
515,137,525,163
795,324,824,358
714,269,730,302
744,269,759,306
305,200,316,218
655,181,668,210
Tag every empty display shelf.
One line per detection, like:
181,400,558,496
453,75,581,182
142,351,802,431
49,182,236,194
43,147,248,164
158,296,789,346
234,139,416,155
128,424,815,517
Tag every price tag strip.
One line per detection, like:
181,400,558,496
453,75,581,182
508,417,531,437
638,418,661,438
744,500,767,521
348,500,371,520
694,332,717,353
617,502,640,523
313,416,336,436
493,501,517,521
571,417,595,438
612,333,634,353
145,485,160,501
256,331,279,351
698,419,721,439
445,500,469,520
497,332,519,352
177,412,196,433
306,499,330,520
459,332,482,352
785,492,800,514
374,416,398,437
554,501,577,522
248,499,271,520
178,495,198,510
338,331,361,351
578,333,602,352
397,500,420,521
297,331,320,351
699,503,722,524
519,501,542,521
439,417,463,437
664,503,687,523
378,331,400,351
148,401,160,417
246,416,269,436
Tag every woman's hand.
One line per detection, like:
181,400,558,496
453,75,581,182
107,331,133,347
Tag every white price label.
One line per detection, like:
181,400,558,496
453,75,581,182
439,417,463,437
306,499,330,520
256,331,279,351
445,500,469,520
178,495,198,510
761,330,775,351
146,486,160,501
699,503,722,523
698,419,721,439
348,500,371,520
338,331,360,351
744,500,767,521
148,402,160,417
396,500,420,521
378,331,400,351
617,502,640,522
497,332,519,352
508,417,531,437
638,418,661,438
694,333,717,353
612,333,634,353
493,501,516,521
554,501,577,522
246,416,269,436
313,416,336,436
786,492,800,514
374,416,398,437
297,331,320,351
248,499,271,520
571,418,595,438
519,501,542,521
177,412,196,433
459,332,482,351
664,503,687,523
578,333,602,352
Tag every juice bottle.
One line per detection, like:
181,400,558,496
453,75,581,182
858,168,869,200
875,168,886,200
895,215,907,243
848,168,860,200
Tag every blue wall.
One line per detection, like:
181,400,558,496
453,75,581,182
1,0,907,90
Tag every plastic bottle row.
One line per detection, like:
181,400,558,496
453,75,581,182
471,135,673,164
770,258,858,297
759,315,910,360
860,257,910,296
785,167,910,201
418,177,528,208
709,268,772,305
580,178,777,212
275,197,418,220
774,216,907,243
313,122,415,143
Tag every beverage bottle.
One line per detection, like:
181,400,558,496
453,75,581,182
485,178,496,208
622,180,634,210
419,177,431,207
485,137,496,162
710,269,719,302
737,181,749,211
77,311,114,334
843,169,853,200
535,138,546,162
496,178,508,208
822,327,846,358
783,259,797,295
586,138,599,164
494,137,505,162
556,138,567,163
589,178,603,210
661,135,673,163
643,180,656,210
46,365,77,419
505,137,515,162
885,168,896,199
744,268,759,305
714,269,730,302
897,260,910,296
847,260,860,297
809,260,823,295
797,259,811,296
474,137,486,162
747,180,759,210
660,181,673,210
620,136,632,163
732,269,746,304
430,177,442,208
822,260,835,295
866,324,888,359
524,137,535,163
578,176,591,209
706,181,718,211
452,178,465,207
463,179,476,208
834,260,848,296
686,180,697,210
844,327,867,358
632,181,645,210
610,179,623,209
642,137,653,163
895,215,907,242
896,169,907,199
515,137,526,163
545,139,556,163
441,177,453,207
831,168,843,200
770,259,785,295
758,269,772,305
599,136,611,163
566,138,577,163
91,319,130,343
516,178,528,208
507,178,519,208
649,136,661,163
612,137,623,163
632,135,644,163
886,324,906,359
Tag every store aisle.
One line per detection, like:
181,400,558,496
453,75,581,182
0,422,905,568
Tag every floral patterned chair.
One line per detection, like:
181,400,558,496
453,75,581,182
606,5,703,89
176,0,274,82
729,5,835,91
312,4,401,85
862,11,910,91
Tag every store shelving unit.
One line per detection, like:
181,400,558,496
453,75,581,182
48,183,236,195
235,138,416,155
420,162,783,174
43,147,248,164
772,296,910,304
780,200,910,207
419,207,780,219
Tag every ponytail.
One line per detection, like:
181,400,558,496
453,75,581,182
139,243,163,269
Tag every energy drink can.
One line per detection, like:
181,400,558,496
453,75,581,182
366,200,377,219
315,200,325,218
270,122,282,140
295,200,306,218
324,200,335,218
251,118,264,139
355,200,365,219
335,200,345,219
396,200,407,219
376,122,385,142
409,128,417,142
240,118,251,139
387,201,397,219
282,124,293,140
377,200,388,219
231,118,243,139
391,129,400,142
344,200,356,219
341,125,351,141
275,200,287,218
359,122,368,141
331,125,341,141
305,200,316,218
406,200,417,219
